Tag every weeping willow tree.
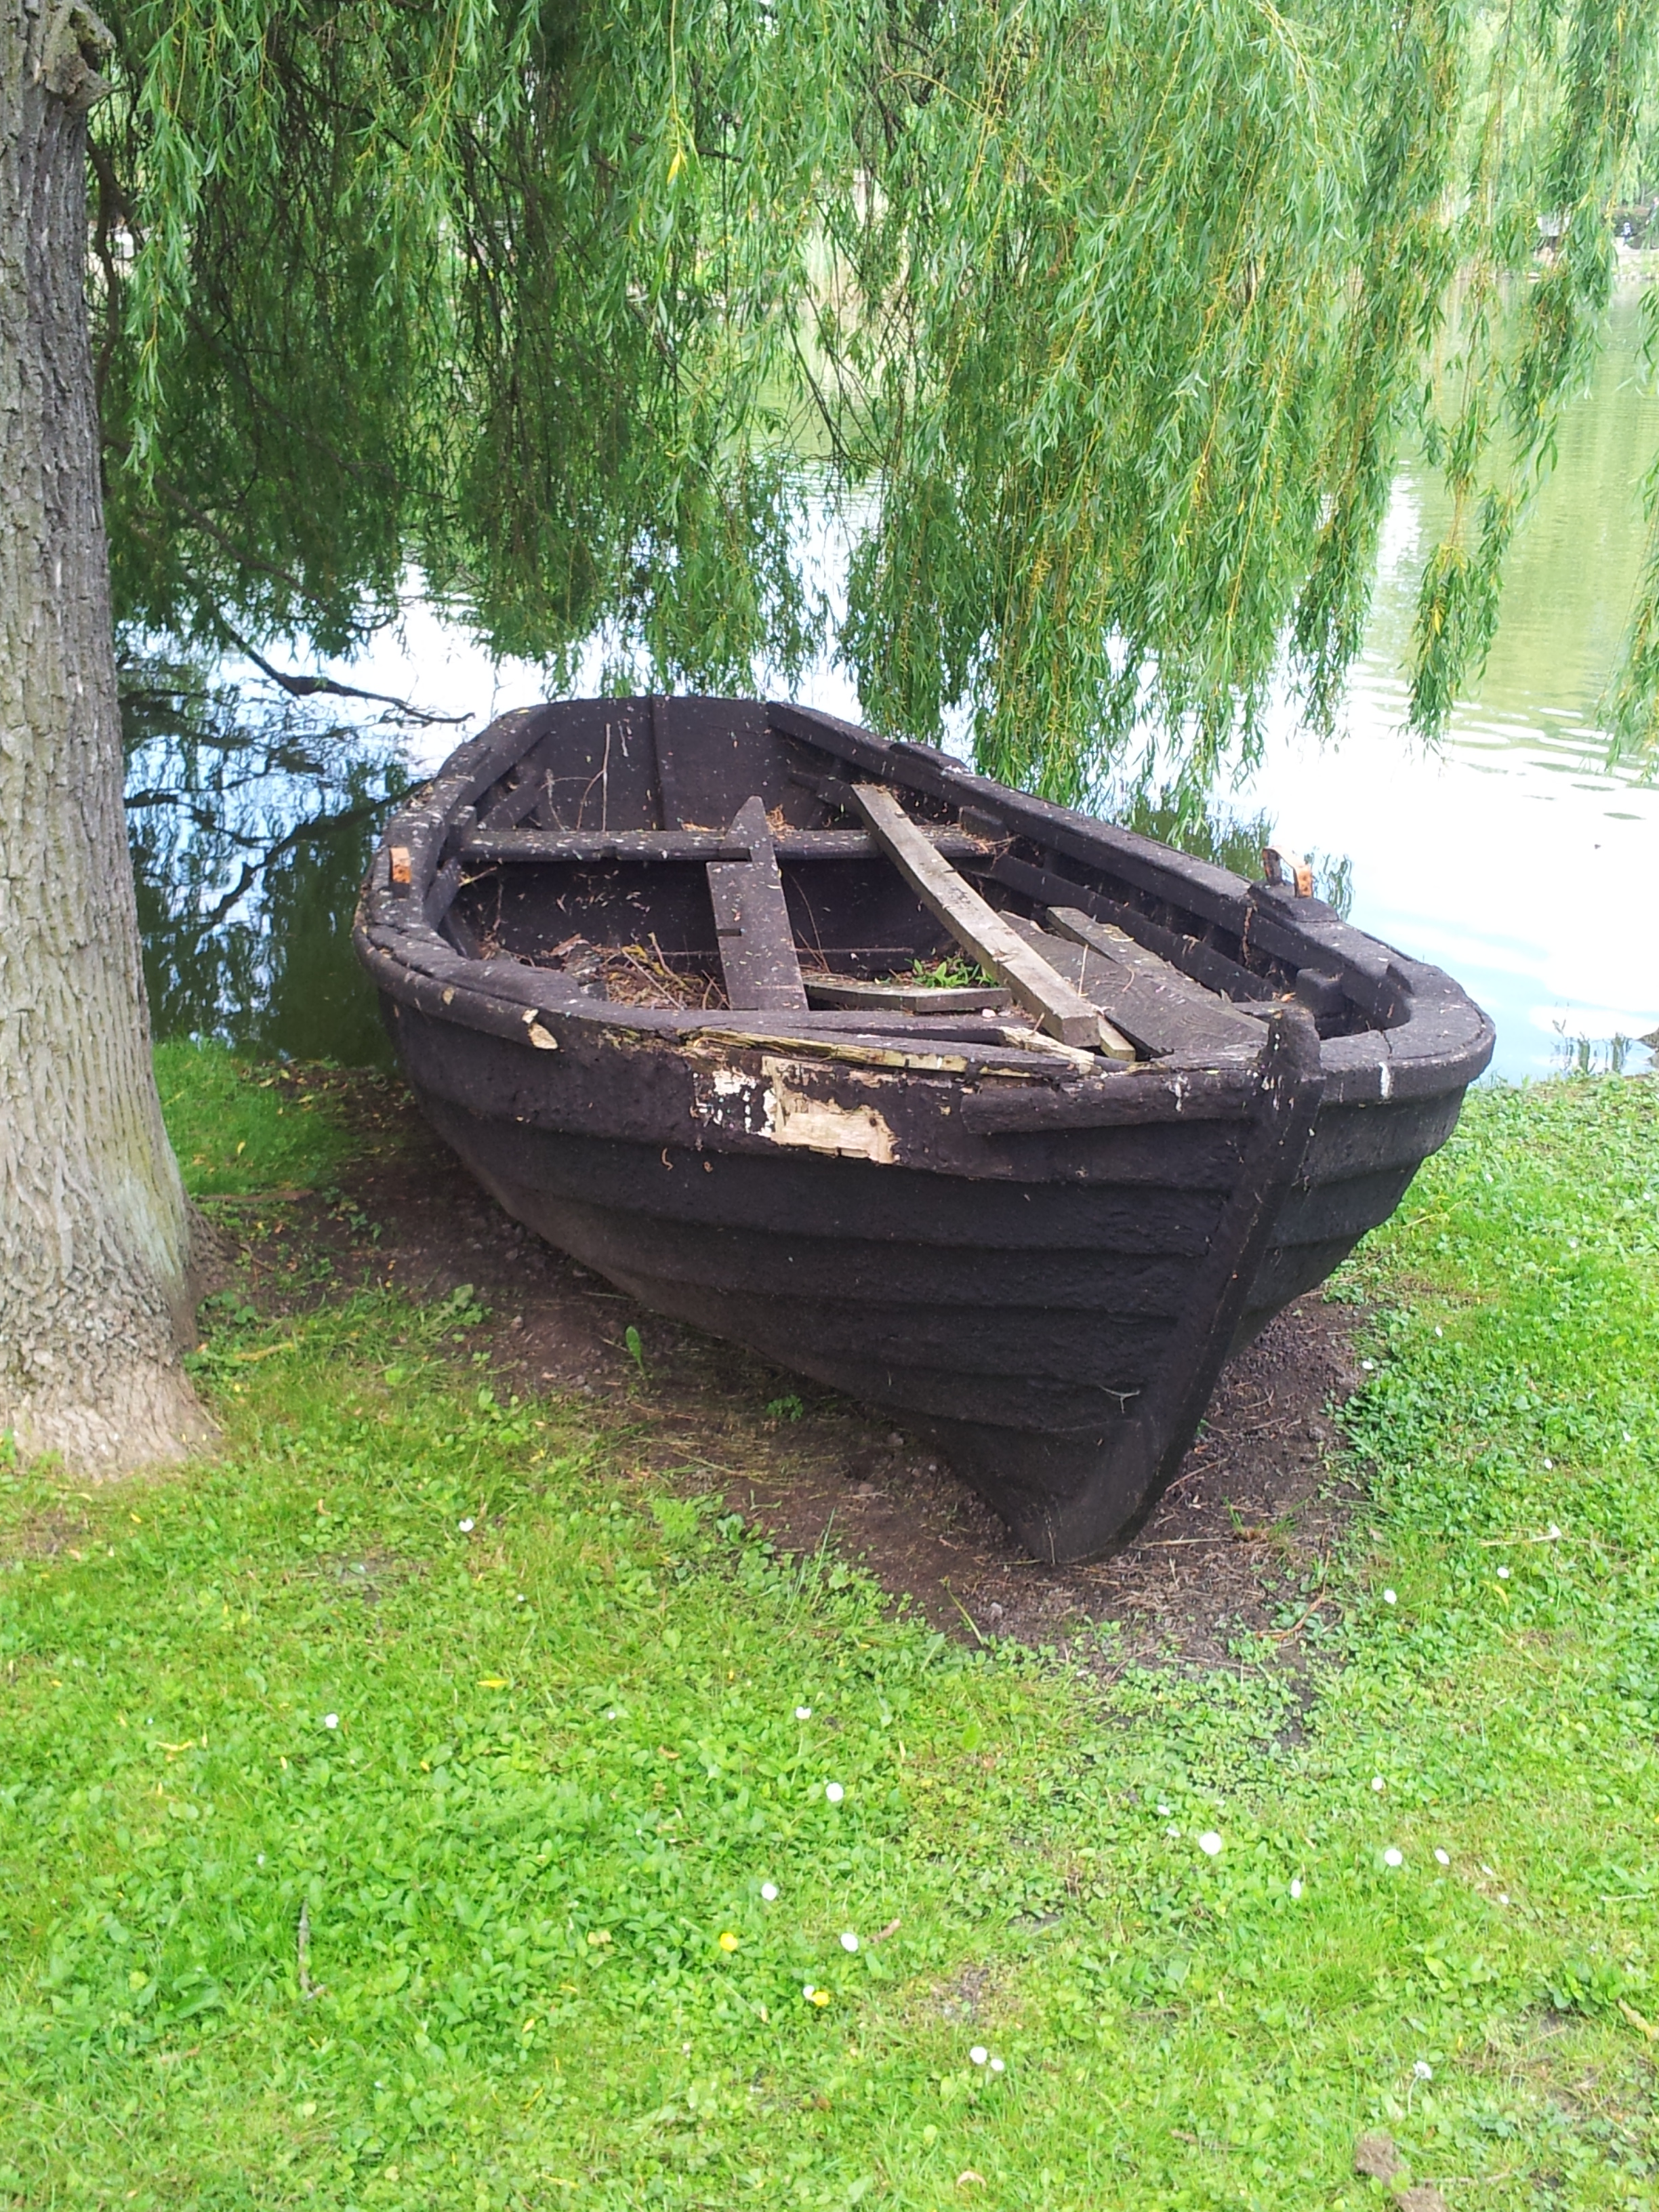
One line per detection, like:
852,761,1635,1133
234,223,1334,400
1,0,1654,1468
834,0,1659,785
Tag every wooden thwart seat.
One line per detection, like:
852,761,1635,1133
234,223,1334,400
706,796,808,1010
458,825,989,864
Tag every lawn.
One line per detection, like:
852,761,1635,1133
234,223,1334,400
1,1054,1656,2208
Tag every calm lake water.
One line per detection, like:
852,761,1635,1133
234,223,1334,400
152,283,1659,1080
1233,282,1659,1081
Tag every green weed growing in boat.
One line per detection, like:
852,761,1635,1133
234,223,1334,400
886,954,1000,992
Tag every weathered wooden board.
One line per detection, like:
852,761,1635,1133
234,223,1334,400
983,922,1137,1065
651,694,690,829
460,825,989,865
469,828,749,863
846,783,1124,1053
983,850,1277,1000
1032,908,1269,1060
803,975,1014,1014
706,797,808,1010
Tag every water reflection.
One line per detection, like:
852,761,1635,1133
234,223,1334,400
1231,299,1658,1079
1550,1028,1657,1078
1184,281,1659,1079
1110,785,1352,917
125,658,409,1064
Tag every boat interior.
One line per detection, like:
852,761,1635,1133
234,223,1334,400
424,697,1398,1062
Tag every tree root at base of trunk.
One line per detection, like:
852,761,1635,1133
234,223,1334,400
1,1360,217,1476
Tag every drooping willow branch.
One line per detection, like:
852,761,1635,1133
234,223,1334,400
91,0,1659,802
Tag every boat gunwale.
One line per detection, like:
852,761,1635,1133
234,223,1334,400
355,698,1496,1120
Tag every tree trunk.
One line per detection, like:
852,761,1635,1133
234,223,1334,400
1,0,213,1470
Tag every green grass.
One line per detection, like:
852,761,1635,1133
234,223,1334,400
1,1058,1657,2207
154,1041,367,1197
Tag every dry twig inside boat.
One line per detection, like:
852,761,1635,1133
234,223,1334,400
595,939,724,1009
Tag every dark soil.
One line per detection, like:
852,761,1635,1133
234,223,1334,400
220,1065,1366,1666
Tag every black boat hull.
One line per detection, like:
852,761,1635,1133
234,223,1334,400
357,695,1493,1560
390,1006,1449,1559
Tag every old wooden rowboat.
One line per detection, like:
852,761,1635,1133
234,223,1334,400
355,696,1493,1561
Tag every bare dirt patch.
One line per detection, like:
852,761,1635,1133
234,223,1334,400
222,1070,1366,1664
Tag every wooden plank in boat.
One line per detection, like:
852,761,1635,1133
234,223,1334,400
706,797,808,1011
1038,907,1269,1059
985,850,1276,999
459,825,988,864
846,783,1129,1055
684,1023,1094,1078
651,694,690,829
803,975,1014,1014
466,827,750,863
781,827,988,860
476,761,548,831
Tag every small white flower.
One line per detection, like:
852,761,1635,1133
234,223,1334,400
825,1782,844,1803
795,1706,812,1720
1434,1849,1450,1867
1372,1776,1386,1793
989,2055,1005,2074
1383,1589,1397,1605
516,1593,527,1603
1165,1824,1181,1839
1496,1565,1510,1580
802,1983,816,1999
1289,1878,1303,1900
1498,1892,1511,1906
1361,1359,1376,1372
605,1707,617,1720
323,1713,340,1730
1157,1803,1172,1817
1413,2060,1433,2081
256,1852,266,1866
840,1931,859,1953
1480,1864,1496,1877
760,1882,778,1902
1434,1326,1443,1338
1197,1830,1223,1858
1383,1847,1404,1868
1542,1457,1553,1469
458,1517,474,1533
969,2045,988,2066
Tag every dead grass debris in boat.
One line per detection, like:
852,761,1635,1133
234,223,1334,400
596,939,724,1010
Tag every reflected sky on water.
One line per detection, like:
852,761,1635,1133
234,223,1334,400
295,285,1659,1081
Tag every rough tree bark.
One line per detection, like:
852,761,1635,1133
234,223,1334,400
1,0,213,1469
